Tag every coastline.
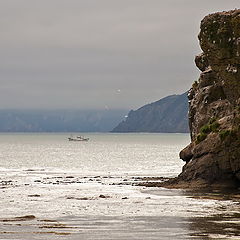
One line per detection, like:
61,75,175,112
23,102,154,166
1,171,240,239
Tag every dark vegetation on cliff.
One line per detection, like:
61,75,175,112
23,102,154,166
112,92,189,133
175,9,240,189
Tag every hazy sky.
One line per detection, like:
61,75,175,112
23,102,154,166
0,1,239,110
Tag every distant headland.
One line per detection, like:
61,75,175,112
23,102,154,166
112,92,189,133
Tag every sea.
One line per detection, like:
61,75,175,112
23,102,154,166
0,133,239,240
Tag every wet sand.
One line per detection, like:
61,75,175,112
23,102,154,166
1,206,240,239
0,173,240,239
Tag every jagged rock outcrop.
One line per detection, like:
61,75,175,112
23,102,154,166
112,92,189,133
177,9,240,188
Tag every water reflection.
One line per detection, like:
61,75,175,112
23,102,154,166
189,213,240,239
187,189,240,240
143,188,240,240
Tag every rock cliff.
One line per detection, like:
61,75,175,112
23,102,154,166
177,9,240,189
112,92,189,133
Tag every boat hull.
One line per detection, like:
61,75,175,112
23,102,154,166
68,137,89,142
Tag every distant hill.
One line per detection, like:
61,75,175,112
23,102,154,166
112,92,189,133
0,109,128,132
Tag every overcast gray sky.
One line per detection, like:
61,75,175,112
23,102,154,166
0,1,239,110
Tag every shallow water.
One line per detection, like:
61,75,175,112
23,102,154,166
0,133,239,239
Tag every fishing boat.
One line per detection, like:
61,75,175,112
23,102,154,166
68,135,89,142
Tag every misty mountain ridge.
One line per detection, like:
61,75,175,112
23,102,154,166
0,109,128,132
112,92,189,133
0,93,188,133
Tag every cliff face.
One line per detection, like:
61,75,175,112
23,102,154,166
179,9,240,188
112,92,189,133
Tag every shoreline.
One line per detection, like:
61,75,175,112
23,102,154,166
0,173,240,239
136,177,240,200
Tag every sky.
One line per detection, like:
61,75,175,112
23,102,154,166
0,1,239,110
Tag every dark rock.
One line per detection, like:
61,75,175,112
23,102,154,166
179,143,194,162
175,9,240,189
0,215,36,222
99,194,110,199
195,53,209,72
66,196,90,200
198,68,216,88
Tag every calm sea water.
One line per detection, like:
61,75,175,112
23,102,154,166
0,133,189,176
0,133,239,240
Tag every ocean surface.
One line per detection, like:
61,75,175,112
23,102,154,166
0,133,239,240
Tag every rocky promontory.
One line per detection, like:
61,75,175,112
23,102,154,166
112,92,189,133
175,9,240,189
